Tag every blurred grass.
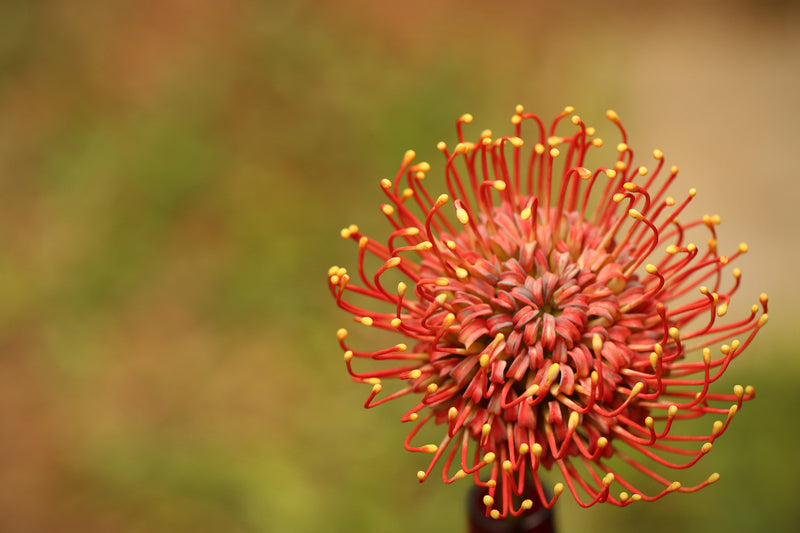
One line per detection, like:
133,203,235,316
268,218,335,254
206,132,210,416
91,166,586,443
0,0,797,532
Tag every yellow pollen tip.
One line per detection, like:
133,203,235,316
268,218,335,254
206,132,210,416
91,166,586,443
408,369,422,379
454,469,467,480
668,481,681,492
340,228,351,239
703,348,711,365
586,126,596,136
486,480,496,488
665,197,675,206
502,460,513,473
631,382,645,395
381,205,394,216
436,141,447,151
645,417,654,429
391,318,401,328
532,443,543,457
568,411,579,430
360,316,374,327
632,494,642,501
483,452,496,463
592,138,604,147
396,343,407,352
592,334,603,352
385,257,401,268
328,265,339,276
417,471,427,481
461,113,473,124
343,350,353,362
510,137,524,147
481,423,492,437
603,473,615,487
606,109,619,121
571,115,581,125
483,495,494,507
337,328,348,340
534,143,545,154
519,443,530,455
359,236,368,249
617,142,628,152
553,483,565,497
668,327,680,340
446,240,457,250
520,207,531,220
760,293,768,304
605,169,616,178
717,303,728,317
628,208,643,220
371,383,382,394
687,243,697,253
408,413,418,421
597,437,608,448
645,264,658,275
521,499,533,511
707,472,720,484
549,147,560,158
515,104,524,114
564,106,575,114
479,353,490,368
436,194,449,207
712,420,724,436
758,314,769,327
455,267,469,279
620,492,630,502
613,193,625,203
493,180,506,191
577,167,592,179
637,166,648,176
448,407,458,420
435,277,449,286
422,444,438,453
701,442,713,454
480,129,492,139
653,149,664,160
380,178,392,190
490,510,500,520
435,293,447,305
548,363,561,381
623,182,636,191
689,188,697,197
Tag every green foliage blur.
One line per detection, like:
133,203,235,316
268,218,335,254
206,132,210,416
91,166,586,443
0,1,796,532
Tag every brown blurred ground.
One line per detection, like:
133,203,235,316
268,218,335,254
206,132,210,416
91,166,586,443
0,1,797,532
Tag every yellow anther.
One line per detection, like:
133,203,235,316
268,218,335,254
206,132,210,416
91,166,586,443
395,343,407,352
391,318,402,328
397,281,407,294
455,205,469,225
760,293,768,305
631,494,642,501
597,437,608,448
629,209,643,220
592,138,604,147
360,316,374,326
436,141,447,151
493,180,507,191
328,265,340,276
687,243,697,253
699,286,709,295
511,115,522,125
479,353,490,368
620,492,630,502
649,352,659,369
604,169,616,178
380,178,392,189
592,334,603,352
502,460,513,473
486,480,496,488
665,197,675,206
520,206,531,220
653,149,663,160
734,384,744,399
481,423,492,437
637,166,648,176
461,113,473,124
532,443,543,457
435,277,449,286
553,483,565,497
623,182,637,191
385,257,401,268
712,420,724,436
435,194,449,207
519,443,530,455
548,136,562,147
483,495,494,507
446,240,457,250
703,348,711,365
417,471,427,481
515,104,524,114
455,267,469,279
337,328,348,340
667,481,681,492
453,469,467,480
549,147,560,158
758,314,769,327
712,214,721,224
359,236,368,249
483,452,496,463
568,411,579,430
717,303,728,317
448,407,458,420
340,227,352,239
577,167,592,179
606,109,619,121
668,327,680,340
707,472,720,484
701,442,713,454
586,126,596,136
644,417,655,429
408,412,418,421
490,510,500,520
521,499,533,511
509,137,524,147
571,115,581,125
564,105,575,114
631,382,644,395
435,293,447,305
745,385,755,396
343,350,353,362
408,369,422,379
548,363,561,381
689,188,697,197
371,383,382,394
613,193,625,203
603,473,615,487
615,161,627,171
534,143,545,154
617,142,628,152
654,343,663,356
422,444,438,453
381,204,394,216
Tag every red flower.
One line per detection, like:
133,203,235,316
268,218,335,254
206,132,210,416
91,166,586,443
328,106,767,519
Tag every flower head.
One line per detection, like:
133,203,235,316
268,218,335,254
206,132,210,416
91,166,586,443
328,106,767,519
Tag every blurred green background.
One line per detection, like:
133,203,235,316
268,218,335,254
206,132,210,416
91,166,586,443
0,0,796,531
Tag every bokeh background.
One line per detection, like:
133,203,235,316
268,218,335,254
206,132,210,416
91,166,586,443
0,0,797,531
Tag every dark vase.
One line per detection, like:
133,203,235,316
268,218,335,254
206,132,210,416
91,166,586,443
467,483,555,533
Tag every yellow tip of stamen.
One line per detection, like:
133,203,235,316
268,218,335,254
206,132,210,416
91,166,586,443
486,480,496,488
340,228,352,239
422,444,438,453
479,353,490,368
446,240,457,250
436,141,447,152
592,138,604,147
417,471,427,481
455,267,469,279
521,499,533,511
386,257,401,268
520,207,532,220
689,188,697,197
586,126,596,136
606,110,619,121
372,383,382,394
571,115,581,125
454,469,467,480
532,443,543,457
702,442,713,454
515,104,524,114
360,316,374,326
645,264,658,275
631,494,642,501
502,460,513,473
408,412,418,421
448,407,458,420
483,495,494,507
638,166,648,176
687,243,697,253
603,473,615,487
668,327,680,340
666,245,680,255
604,168,616,178
337,328,348,340
592,334,603,352
381,204,394,216
568,411,579,430
760,293,768,305
577,167,592,179
511,115,522,125
613,193,625,203
628,208,643,220
667,481,681,492
717,303,728,317
712,420,724,436
707,472,720,484
758,314,769,327
617,142,628,153
597,437,608,448
548,363,561,381
483,452,496,463
623,182,636,191
391,318,401,328
481,423,492,437
395,343,407,352
510,137,524,147
461,113,473,124
553,483,565,497
408,369,422,380
494,180,507,191
653,149,663,160
703,348,711,365
549,147,560,158
564,105,575,114
631,382,644,395
343,350,353,363
435,293,447,305
490,510,500,520
435,277,449,286
519,443,530,455
620,492,630,502
403,150,416,165
359,236,368,249
615,161,628,171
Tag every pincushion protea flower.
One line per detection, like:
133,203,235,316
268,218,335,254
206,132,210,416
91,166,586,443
328,106,767,520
